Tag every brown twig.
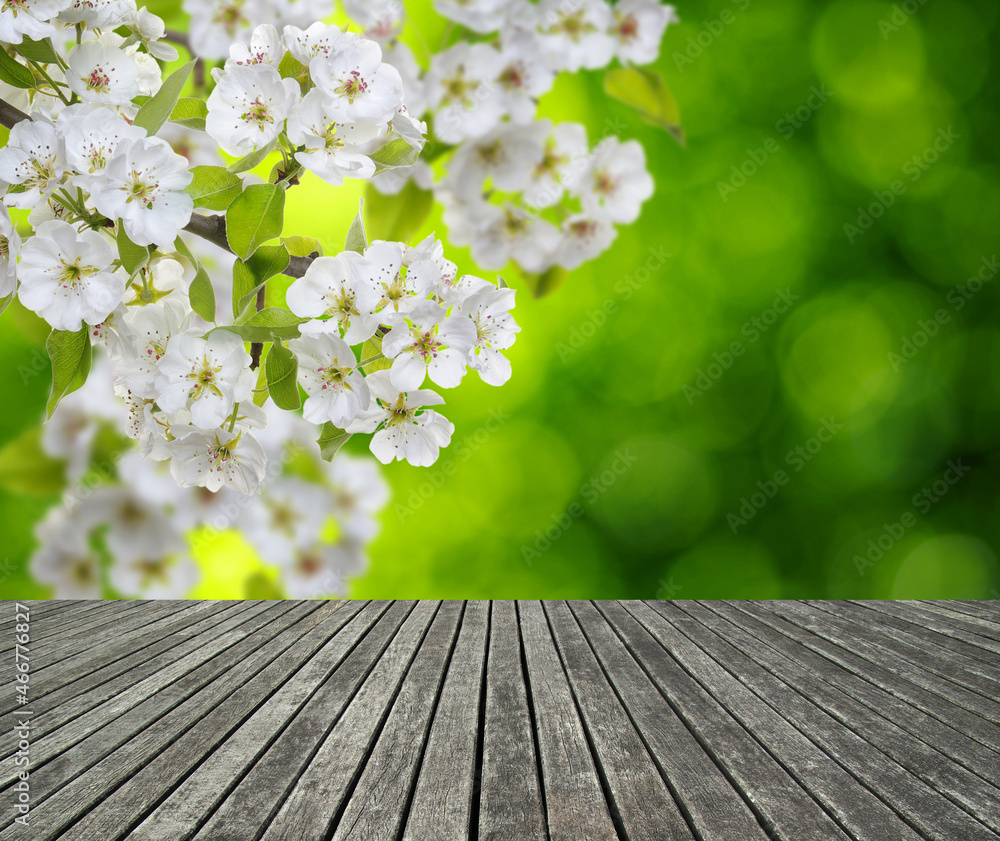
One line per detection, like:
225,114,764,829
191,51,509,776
249,285,267,370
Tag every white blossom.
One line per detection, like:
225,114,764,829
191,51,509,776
0,119,67,209
533,0,616,72
89,136,194,246
206,63,300,157
168,427,268,494
66,38,141,106
290,320,371,427
286,89,381,186
426,43,504,143
0,204,21,298
457,284,520,385
58,103,146,190
309,33,404,127
155,329,255,429
280,541,364,598
347,370,454,467
610,0,677,66
117,298,193,398
571,136,654,224
224,23,283,69
382,300,476,390
286,251,381,344
241,477,329,567
283,21,343,63
0,0,70,44
17,220,125,331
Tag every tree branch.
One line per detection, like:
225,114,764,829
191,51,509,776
0,98,316,279
0,99,29,129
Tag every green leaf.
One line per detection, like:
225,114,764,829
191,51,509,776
169,96,208,130
360,333,392,373
0,50,34,89
281,235,322,257
226,183,285,259
278,52,305,80
185,165,243,211
46,327,92,419
369,137,420,175
252,363,269,407
116,225,150,276
265,342,301,410
134,59,196,136
231,244,290,319
317,422,351,462
604,68,685,146
227,139,279,174
174,236,216,322
16,37,60,65
189,270,216,322
222,308,306,342
365,180,434,244
345,199,367,254
0,426,66,496
524,265,569,299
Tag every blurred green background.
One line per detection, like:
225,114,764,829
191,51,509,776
2,0,1000,599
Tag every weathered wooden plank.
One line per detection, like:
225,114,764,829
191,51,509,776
768,601,1000,724
125,601,383,841
401,601,489,841
596,601,853,841
569,601,770,840
714,601,1000,789
737,601,1000,755
0,602,242,754
477,600,548,841
851,601,1000,668
865,601,1000,654
634,601,927,841
59,602,365,841
0,602,319,839
818,601,1000,693
189,601,416,841
545,600,696,841
256,601,439,840
331,601,464,841
519,600,617,841
682,601,1000,836
936,601,1000,626
906,601,1000,641
0,602,291,802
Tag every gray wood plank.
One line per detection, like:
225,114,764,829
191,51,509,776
478,600,548,841
767,601,1000,725
0,602,292,804
190,601,416,841
545,600,696,841
633,601,927,841
125,601,385,841
519,600,617,841
331,601,464,841
681,601,1000,837
402,601,489,841
936,601,1000,626
596,601,853,841
907,601,1000,641
714,601,1000,788
570,601,770,841
256,601,439,840
866,601,1000,654
738,601,1000,755
818,601,1000,693
58,602,365,841
0,602,242,755
0,602,320,839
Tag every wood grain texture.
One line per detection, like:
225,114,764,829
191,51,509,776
10,600,998,841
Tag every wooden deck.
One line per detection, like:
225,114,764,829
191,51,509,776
3,600,999,840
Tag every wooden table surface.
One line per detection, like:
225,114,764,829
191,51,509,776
1,600,998,840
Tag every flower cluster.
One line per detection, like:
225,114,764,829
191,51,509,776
180,0,676,275
205,22,422,187
31,353,388,598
